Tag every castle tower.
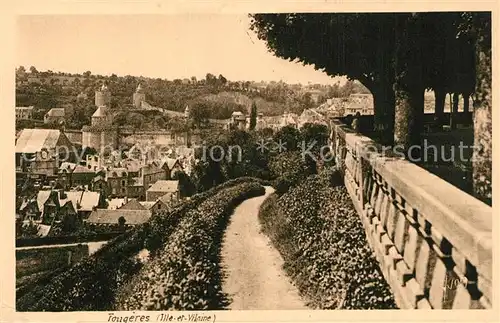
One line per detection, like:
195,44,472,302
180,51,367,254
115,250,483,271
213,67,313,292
95,84,111,107
133,84,146,109
91,106,110,127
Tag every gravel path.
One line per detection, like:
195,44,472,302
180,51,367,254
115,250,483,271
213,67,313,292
220,186,307,310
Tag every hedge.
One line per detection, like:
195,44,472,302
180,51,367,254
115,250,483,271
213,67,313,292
115,182,265,310
258,168,397,309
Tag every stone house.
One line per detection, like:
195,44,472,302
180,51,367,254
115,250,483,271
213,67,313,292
58,162,96,189
159,157,184,179
44,108,66,124
15,129,76,176
91,175,108,196
146,180,180,202
139,199,170,214
106,168,129,197
140,163,167,190
127,177,145,200
16,106,34,120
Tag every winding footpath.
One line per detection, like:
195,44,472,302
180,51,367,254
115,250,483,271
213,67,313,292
220,186,307,310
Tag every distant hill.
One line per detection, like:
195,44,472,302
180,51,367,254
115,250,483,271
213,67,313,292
201,91,295,117
15,67,370,129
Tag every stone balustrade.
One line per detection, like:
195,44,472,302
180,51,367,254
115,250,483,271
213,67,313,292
330,119,492,309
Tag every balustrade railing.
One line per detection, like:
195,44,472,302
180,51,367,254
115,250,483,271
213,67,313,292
330,119,492,309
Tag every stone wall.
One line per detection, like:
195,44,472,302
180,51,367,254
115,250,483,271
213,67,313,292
64,129,83,146
330,119,492,309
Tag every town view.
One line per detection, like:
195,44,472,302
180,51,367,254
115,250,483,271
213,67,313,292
14,12,492,313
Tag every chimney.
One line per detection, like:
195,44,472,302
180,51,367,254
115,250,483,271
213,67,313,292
58,188,66,200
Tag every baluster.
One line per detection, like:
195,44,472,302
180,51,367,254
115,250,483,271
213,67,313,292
379,185,390,228
393,199,408,253
414,236,435,303
369,173,379,209
386,190,397,240
429,258,457,309
374,179,384,220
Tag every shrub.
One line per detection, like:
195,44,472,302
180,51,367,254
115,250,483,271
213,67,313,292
115,182,265,310
258,169,396,309
269,151,312,194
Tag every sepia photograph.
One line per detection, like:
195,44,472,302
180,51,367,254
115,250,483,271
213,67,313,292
10,9,493,316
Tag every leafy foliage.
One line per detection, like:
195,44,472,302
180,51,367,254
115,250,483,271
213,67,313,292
258,168,396,309
115,182,265,310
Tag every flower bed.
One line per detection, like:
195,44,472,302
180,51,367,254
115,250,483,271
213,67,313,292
115,182,265,310
17,178,265,312
258,168,397,309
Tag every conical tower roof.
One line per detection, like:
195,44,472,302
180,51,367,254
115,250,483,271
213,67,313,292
92,106,107,117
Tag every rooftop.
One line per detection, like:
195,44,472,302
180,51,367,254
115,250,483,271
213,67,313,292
45,108,65,117
92,106,108,118
138,201,157,210
15,129,68,154
159,157,181,170
147,180,179,193
87,208,151,225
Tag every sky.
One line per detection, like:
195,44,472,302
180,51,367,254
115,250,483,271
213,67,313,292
16,14,344,85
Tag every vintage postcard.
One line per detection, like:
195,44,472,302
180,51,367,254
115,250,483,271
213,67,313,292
1,1,498,322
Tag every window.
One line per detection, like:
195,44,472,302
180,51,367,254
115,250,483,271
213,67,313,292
121,180,126,186
121,188,126,194
95,157,99,162
122,172,127,177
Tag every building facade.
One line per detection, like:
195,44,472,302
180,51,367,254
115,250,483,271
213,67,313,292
16,106,34,120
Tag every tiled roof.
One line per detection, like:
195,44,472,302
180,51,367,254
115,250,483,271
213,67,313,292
59,162,78,173
158,192,177,204
59,190,100,212
92,106,108,117
147,180,179,193
160,157,181,170
138,201,156,210
120,199,146,210
36,190,53,213
141,164,163,175
15,129,63,154
46,108,65,117
107,198,125,210
79,191,101,211
73,164,96,174
87,209,151,225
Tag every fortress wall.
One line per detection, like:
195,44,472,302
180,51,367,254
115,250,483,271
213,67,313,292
64,130,83,146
